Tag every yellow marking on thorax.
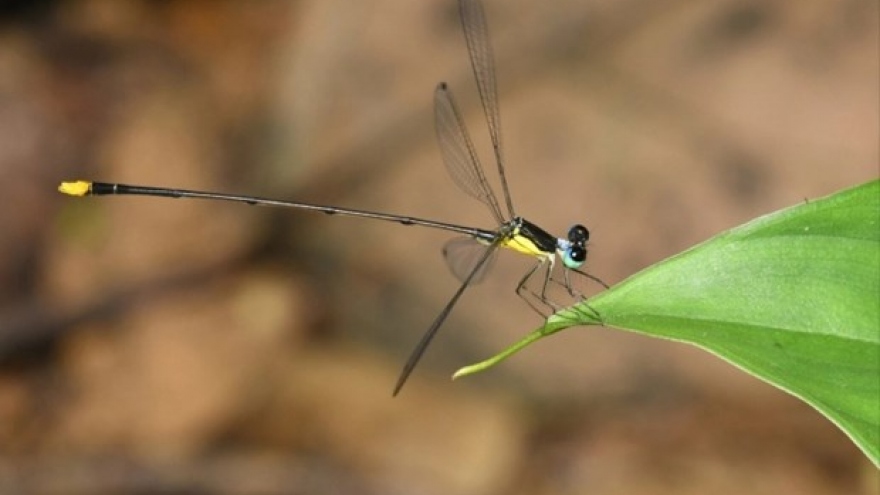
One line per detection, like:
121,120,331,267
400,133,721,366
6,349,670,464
500,229,551,258
58,181,92,196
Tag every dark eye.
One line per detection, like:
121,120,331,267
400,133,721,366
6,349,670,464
568,224,589,243
563,244,587,269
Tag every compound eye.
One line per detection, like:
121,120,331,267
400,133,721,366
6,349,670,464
568,224,590,243
563,244,587,269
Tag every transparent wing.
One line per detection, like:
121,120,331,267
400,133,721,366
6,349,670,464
442,236,499,284
393,238,502,396
434,83,505,224
459,0,515,218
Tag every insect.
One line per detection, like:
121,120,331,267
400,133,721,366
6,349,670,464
58,0,604,395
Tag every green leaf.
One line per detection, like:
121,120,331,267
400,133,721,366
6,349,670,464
455,180,880,465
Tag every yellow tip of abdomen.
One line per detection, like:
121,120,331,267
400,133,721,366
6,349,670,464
58,181,92,196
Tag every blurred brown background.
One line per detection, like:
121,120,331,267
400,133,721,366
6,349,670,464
0,0,877,493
